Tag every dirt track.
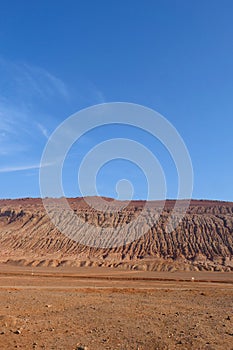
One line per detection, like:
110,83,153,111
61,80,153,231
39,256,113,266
0,266,232,350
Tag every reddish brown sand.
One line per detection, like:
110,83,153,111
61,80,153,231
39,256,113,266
0,198,233,348
0,265,232,350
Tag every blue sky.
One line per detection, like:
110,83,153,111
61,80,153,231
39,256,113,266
0,0,232,201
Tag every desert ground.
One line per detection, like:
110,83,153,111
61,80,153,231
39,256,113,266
0,264,232,350
0,198,233,349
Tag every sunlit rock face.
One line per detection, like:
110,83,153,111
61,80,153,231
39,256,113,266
0,197,233,272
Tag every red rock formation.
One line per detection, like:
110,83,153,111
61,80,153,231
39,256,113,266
0,197,233,271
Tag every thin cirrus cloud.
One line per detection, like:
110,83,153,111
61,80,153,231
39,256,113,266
0,101,41,157
19,63,69,102
0,57,107,182
90,83,106,104
0,162,53,174
0,57,69,173
0,56,69,102
0,103,31,156
36,122,50,139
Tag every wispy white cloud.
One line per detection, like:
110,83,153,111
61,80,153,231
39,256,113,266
0,162,52,173
41,69,69,100
36,122,50,139
21,63,69,101
89,81,106,104
75,80,106,105
94,88,106,104
0,57,71,197
0,57,69,102
0,57,69,161
0,102,33,156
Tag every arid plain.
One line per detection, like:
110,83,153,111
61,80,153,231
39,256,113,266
0,265,232,350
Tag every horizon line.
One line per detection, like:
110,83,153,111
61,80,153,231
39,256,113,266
0,195,232,204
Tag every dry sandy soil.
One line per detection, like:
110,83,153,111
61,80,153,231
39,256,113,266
0,198,233,348
0,265,232,350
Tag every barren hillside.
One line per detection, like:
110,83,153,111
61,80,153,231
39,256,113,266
0,197,233,271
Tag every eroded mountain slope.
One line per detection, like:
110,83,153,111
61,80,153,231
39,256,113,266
0,198,233,271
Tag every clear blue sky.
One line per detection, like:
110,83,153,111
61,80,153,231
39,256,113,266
0,0,232,201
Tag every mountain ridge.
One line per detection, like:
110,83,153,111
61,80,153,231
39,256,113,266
0,197,233,272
